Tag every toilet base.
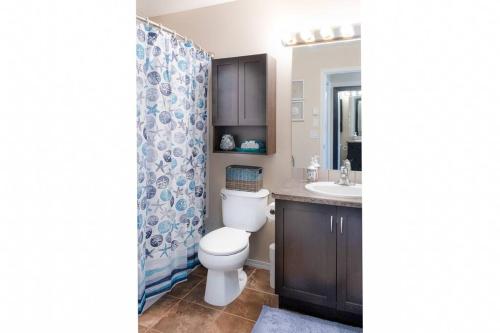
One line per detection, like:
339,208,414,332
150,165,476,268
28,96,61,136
204,268,247,306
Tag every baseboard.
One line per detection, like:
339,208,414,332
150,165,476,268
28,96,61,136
245,259,270,270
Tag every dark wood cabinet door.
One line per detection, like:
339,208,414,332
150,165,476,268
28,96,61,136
276,200,337,308
336,207,363,314
212,58,238,126
238,55,267,125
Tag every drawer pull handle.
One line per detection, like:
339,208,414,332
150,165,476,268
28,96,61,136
340,217,343,234
330,215,333,233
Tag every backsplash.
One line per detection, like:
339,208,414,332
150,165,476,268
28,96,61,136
292,168,362,184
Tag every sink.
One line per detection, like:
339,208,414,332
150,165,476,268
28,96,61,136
305,182,362,198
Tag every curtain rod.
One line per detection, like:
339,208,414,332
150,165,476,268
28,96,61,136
136,15,214,58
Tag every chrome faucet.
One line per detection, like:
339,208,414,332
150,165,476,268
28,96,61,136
337,159,352,186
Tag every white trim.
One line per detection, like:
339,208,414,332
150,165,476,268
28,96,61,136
245,259,270,271
320,67,361,169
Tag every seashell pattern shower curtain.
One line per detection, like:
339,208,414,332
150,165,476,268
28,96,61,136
136,20,209,314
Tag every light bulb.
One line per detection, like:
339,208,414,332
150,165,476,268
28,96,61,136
319,26,334,40
340,25,355,38
300,30,315,43
282,33,297,46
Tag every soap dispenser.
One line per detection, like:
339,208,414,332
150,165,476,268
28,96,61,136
306,156,319,182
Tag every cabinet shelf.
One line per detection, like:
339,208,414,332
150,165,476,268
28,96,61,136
213,150,267,155
212,125,268,155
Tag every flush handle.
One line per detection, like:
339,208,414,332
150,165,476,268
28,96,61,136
330,215,333,233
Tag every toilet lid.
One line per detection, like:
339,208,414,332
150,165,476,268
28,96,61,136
200,227,249,256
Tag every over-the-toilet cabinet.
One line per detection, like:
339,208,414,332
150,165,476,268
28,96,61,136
275,200,362,323
211,54,276,154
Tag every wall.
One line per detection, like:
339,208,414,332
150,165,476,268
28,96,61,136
154,0,360,263
291,42,361,168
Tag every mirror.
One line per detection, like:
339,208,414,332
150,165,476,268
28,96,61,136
291,41,361,170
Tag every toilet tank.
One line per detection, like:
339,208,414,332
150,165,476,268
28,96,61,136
221,188,269,232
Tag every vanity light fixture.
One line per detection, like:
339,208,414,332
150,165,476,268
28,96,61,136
339,25,355,38
299,30,315,43
282,32,297,46
319,26,334,40
282,23,360,47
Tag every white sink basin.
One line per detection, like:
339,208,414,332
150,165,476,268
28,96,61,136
305,182,362,198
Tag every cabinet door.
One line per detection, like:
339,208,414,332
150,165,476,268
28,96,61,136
276,200,337,308
336,207,362,314
212,58,238,126
238,55,267,125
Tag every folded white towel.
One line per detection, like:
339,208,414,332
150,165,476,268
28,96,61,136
241,140,259,149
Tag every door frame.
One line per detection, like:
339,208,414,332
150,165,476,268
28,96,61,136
320,67,361,169
332,85,361,170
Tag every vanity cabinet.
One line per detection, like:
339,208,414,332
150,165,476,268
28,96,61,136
211,54,276,154
275,200,362,326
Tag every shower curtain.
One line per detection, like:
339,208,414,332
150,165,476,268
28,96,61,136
136,20,210,314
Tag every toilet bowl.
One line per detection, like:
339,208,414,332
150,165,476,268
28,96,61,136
198,227,250,306
198,188,269,306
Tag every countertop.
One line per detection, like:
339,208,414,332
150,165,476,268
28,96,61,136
272,178,362,208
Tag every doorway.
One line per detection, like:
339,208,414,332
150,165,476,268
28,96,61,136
333,86,362,170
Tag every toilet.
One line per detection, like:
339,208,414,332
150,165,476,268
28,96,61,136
198,188,269,306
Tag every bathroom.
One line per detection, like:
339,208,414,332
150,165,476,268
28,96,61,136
135,0,363,331
2,0,500,333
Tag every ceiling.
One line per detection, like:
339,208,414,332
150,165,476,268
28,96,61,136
137,0,237,18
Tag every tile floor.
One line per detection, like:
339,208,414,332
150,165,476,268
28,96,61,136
139,266,278,333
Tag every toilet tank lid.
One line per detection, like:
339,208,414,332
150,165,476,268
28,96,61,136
221,188,269,198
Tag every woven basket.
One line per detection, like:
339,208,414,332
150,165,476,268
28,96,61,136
225,165,263,192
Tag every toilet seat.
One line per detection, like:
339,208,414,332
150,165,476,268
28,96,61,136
200,227,250,256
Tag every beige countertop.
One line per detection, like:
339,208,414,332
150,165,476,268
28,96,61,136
272,178,362,208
